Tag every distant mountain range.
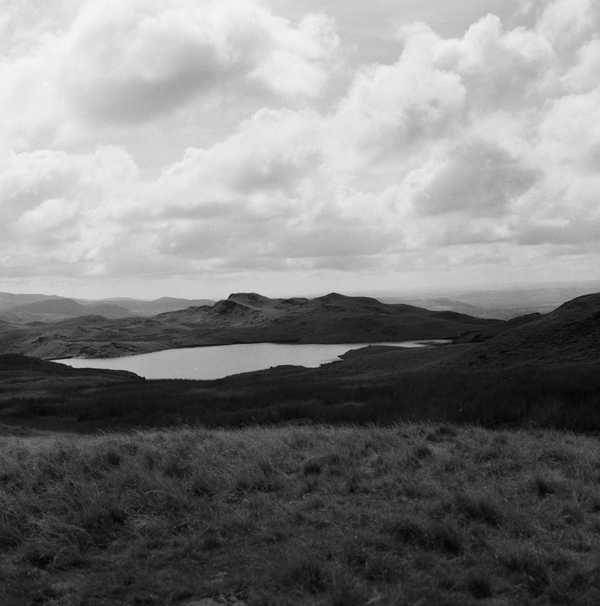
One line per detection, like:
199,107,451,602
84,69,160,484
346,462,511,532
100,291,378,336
0,292,504,359
0,292,214,323
3,282,597,324
0,292,60,311
0,298,133,323
80,296,215,316
379,281,600,319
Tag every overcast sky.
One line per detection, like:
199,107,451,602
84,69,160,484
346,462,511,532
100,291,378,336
1,0,599,299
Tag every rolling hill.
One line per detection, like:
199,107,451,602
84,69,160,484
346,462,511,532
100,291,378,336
0,291,59,312
382,281,600,319
450,292,600,368
90,296,214,315
0,298,133,323
0,292,214,323
0,292,504,359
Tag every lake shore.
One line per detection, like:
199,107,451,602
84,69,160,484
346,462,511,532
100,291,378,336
52,340,452,380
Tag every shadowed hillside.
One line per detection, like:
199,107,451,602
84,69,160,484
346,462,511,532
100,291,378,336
450,293,600,368
0,355,142,432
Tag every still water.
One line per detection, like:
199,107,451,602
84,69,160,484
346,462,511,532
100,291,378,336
54,340,450,380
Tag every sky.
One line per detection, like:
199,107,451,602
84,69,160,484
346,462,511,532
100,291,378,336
1,0,600,299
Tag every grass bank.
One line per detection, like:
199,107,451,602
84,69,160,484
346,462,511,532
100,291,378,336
2,424,600,605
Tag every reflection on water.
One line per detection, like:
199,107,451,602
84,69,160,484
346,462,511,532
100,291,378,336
54,340,450,380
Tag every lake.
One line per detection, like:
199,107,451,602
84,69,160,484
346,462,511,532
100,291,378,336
53,340,450,380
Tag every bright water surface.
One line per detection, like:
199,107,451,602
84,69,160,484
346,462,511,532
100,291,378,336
54,341,450,380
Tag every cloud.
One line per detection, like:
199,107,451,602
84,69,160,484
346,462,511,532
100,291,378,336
537,87,600,171
0,0,339,153
158,108,323,203
0,147,138,275
537,0,599,50
414,140,539,216
0,150,80,223
2,0,600,291
517,218,600,246
562,39,600,92
330,23,466,168
62,0,339,124
434,14,555,109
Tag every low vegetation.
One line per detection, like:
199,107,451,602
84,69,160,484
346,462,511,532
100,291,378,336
2,424,600,605
4,352,600,433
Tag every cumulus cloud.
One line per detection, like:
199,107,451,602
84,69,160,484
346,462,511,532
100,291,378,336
1,0,600,293
0,0,339,151
434,15,555,110
0,147,138,275
538,87,600,170
414,139,539,216
537,0,598,50
62,0,339,124
159,108,323,202
330,24,466,168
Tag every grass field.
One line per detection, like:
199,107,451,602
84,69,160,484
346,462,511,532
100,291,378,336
2,424,600,605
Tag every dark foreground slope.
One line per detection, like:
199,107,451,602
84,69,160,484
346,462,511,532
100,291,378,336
0,355,142,432
0,292,502,359
2,425,600,606
2,293,600,433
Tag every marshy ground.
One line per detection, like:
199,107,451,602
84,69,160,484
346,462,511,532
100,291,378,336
2,424,600,605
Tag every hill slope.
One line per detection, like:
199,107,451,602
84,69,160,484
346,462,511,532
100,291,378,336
0,291,59,312
0,297,133,323
0,292,213,323
448,293,600,368
0,292,503,359
90,296,215,316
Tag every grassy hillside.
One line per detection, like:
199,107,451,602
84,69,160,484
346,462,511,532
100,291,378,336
0,293,503,359
2,424,600,605
451,293,600,368
3,341,600,434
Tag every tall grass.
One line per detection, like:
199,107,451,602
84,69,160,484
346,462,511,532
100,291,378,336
2,423,600,605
